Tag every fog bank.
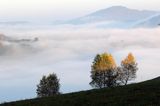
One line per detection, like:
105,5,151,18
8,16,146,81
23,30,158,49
0,27,160,102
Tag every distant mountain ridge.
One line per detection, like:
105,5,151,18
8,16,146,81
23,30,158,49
134,14,160,27
0,21,29,25
64,6,160,28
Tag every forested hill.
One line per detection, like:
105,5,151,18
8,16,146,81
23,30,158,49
1,77,160,106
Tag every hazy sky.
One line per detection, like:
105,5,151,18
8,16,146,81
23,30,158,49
0,27,160,102
0,0,160,102
0,0,160,21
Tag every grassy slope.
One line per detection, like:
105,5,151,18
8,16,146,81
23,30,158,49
1,77,160,106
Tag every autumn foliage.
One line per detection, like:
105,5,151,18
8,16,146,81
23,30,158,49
90,52,138,88
120,53,138,85
92,53,116,71
90,53,119,88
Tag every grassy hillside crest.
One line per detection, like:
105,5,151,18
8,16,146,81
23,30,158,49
1,77,160,106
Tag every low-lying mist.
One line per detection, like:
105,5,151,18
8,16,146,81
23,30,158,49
0,27,160,102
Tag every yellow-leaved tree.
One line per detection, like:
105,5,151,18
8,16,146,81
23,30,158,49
120,53,138,85
90,53,118,88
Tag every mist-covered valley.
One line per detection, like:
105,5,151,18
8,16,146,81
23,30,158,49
0,26,160,102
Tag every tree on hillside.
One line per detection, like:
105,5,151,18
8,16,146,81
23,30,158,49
90,53,119,88
120,53,138,85
37,73,60,97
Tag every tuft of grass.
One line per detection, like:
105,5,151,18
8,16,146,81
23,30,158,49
1,77,160,106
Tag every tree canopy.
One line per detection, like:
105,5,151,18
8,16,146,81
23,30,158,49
37,73,60,97
90,53,118,88
120,53,138,85
90,52,138,88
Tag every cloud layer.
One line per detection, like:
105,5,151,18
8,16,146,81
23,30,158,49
0,27,160,102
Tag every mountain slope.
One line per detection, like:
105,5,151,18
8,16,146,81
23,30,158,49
1,77,160,106
67,6,159,24
134,14,160,27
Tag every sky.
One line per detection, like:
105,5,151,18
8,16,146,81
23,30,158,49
0,27,160,102
0,0,160,21
0,0,160,103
